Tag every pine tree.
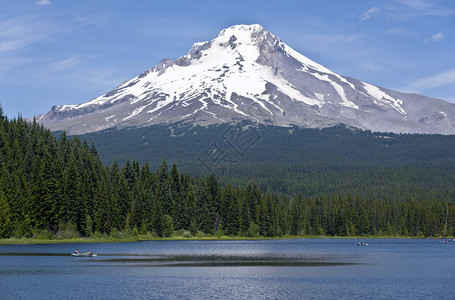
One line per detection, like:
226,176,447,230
196,184,213,234
206,175,219,231
290,199,300,235
156,161,172,216
114,174,131,229
62,158,84,230
32,151,59,232
182,174,195,230
169,163,184,230
122,160,135,190
223,187,239,236
152,192,164,237
246,184,260,224
0,191,12,237
94,177,117,234
258,195,272,236
238,193,250,234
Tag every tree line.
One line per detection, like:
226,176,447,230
0,107,454,238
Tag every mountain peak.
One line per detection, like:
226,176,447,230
218,24,266,38
35,24,455,135
215,24,277,48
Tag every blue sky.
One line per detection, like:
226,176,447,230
1,0,454,118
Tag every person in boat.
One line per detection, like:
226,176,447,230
75,248,79,254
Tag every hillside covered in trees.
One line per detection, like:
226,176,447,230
0,106,454,239
81,123,455,201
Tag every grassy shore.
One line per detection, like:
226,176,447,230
0,234,446,245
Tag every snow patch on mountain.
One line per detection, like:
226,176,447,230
311,72,358,109
362,82,406,115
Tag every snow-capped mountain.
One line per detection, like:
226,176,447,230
36,24,455,134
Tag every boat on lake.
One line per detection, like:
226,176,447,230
357,242,369,246
71,252,97,257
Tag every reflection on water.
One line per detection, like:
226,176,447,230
93,254,357,267
0,252,69,256
0,251,357,267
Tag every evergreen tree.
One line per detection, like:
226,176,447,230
258,195,272,236
0,191,12,237
238,193,250,233
32,151,59,232
196,184,213,234
152,191,164,237
156,161,172,216
62,157,85,231
222,186,239,236
182,174,196,230
94,177,117,234
169,163,184,230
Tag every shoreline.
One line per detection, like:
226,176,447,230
1,235,450,245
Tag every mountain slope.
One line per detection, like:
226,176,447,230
36,24,455,134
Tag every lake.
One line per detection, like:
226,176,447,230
0,239,454,299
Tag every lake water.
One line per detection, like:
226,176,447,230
0,239,454,299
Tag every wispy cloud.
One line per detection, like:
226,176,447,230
401,68,455,93
360,7,380,21
298,33,363,45
424,32,446,43
47,55,124,90
50,56,80,72
387,0,455,19
358,1,455,23
36,0,51,5
0,16,52,58
386,28,418,37
431,32,445,41
396,0,430,10
0,13,122,94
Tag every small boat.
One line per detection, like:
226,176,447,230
357,242,369,246
71,252,97,257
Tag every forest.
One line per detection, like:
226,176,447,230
0,106,454,239
81,122,455,201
